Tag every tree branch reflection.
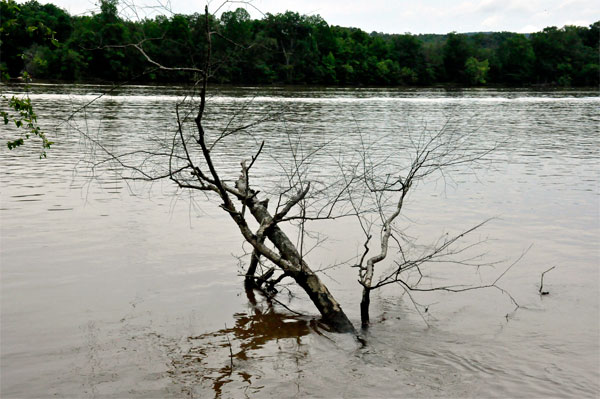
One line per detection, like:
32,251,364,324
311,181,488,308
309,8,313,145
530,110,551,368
167,287,314,398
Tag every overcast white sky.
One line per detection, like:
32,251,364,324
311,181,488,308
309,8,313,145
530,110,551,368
37,0,599,34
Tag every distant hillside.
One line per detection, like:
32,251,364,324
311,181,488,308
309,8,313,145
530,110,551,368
1,0,598,86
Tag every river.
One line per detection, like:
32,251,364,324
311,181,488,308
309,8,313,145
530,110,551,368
1,85,598,398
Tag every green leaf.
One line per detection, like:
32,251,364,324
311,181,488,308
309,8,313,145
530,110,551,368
7,139,24,150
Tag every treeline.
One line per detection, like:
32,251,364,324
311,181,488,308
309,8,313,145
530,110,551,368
1,0,598,86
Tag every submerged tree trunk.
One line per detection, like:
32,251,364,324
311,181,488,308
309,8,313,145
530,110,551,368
245,195,356,333
245,251,259,287
292,269,355,333
244,241,264,289
360,288,371,328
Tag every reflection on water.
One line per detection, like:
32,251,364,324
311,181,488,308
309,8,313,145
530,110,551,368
1,84,598,398
164,289,314,398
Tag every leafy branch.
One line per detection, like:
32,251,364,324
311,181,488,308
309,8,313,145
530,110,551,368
2,73,53,158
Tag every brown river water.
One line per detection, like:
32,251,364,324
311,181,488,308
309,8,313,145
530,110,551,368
1,85,599,398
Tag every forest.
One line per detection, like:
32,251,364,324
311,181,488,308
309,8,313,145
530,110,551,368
1,0,599,87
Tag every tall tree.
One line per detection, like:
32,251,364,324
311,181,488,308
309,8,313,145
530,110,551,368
496,34,535,85
442,32,472,83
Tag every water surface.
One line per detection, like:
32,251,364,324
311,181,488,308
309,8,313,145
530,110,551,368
1,85,599,398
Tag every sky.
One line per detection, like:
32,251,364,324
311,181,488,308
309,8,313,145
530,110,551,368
37,0,599,34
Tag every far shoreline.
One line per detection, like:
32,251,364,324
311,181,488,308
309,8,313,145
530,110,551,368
2,78,598,92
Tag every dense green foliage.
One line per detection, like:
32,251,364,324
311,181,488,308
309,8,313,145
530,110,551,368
1,0,598,86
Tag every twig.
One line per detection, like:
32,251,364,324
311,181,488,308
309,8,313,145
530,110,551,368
539,266,556,295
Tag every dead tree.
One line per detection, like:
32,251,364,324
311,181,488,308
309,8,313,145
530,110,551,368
76,4,358,333
74,2,519,334
342,123,519,327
